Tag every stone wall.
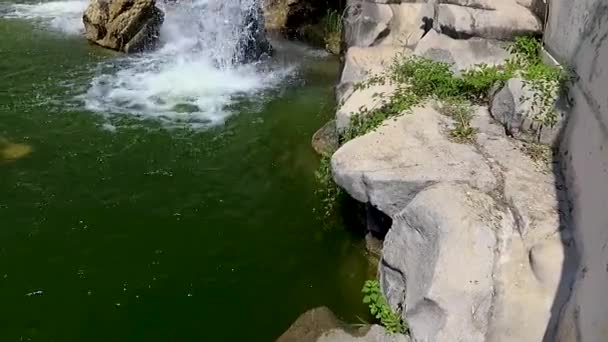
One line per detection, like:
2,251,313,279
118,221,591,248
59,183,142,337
545,1,608,341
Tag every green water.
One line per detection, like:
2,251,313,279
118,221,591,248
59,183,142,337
0,16,369,341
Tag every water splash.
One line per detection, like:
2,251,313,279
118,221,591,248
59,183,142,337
84,0,286,128
1,0,88,34
2,0,292,128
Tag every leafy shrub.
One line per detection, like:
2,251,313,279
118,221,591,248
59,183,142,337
362,280,407,334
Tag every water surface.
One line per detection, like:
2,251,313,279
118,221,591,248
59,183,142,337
0,2,369,340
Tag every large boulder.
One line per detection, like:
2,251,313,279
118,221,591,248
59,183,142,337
413,30,510,72
331,106,497,216
382,183,502,342
331,105,574,341
437,2,542,40
83,0,164,53
343,0,433,49
344,0,393,48
375,3,434,49
490,78,565,145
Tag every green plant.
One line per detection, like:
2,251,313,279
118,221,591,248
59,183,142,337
461,64,512,100
507,36,569,127
345,36,568,143
438,98,476,142
362,280,407,334
521,62,565,127
343,89,420,142
320,36,567,220
509,36,542,65
314,156,342,219
322,9,343,54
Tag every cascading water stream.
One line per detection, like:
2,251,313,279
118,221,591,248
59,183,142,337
2,0,290,127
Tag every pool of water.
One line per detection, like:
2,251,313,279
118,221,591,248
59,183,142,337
0,3,370,341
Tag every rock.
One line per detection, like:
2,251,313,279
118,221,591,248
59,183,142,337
365,232,383,261
0,138,33,161
277,307,409,342
263,0,290,31
277,307,345,342
338,46,408,104
375,3,434,48
331,106,497,216
437,3,542,40
344,0,393,48
343,1,433,49
336,83,396,132
440,0,498,10
472,113,575,341
318,325,410,342
490,78,564,145
312,120,339,157
413,30,510,72
83,0,164,53
331,103,572,341
381,183,503,342
234,2,273,63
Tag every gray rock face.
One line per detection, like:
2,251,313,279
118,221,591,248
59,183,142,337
318,325,411,342
437,3,542,40
331,105,573,341
344,0,393,48
330,2,569,341
490,78,564,145
276,307,410,342
414,30,510,72
375,3,434,48
382,183,503,342
336,83,396,132
338,45,407,105
277,307,344,342
343,0,433,49
83,0,164,53
332,106,497,216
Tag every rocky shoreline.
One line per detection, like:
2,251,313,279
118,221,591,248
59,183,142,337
282,0,577,341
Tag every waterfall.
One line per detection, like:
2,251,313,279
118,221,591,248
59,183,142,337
160,0,271,68
2,0,286,128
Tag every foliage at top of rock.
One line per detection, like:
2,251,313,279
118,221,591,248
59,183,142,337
341,36,568,143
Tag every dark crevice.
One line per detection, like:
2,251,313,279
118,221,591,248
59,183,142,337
366,203,393,239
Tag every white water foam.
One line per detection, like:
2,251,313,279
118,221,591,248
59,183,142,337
2,0,297,127
2,0,88,34
83,0,293,127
